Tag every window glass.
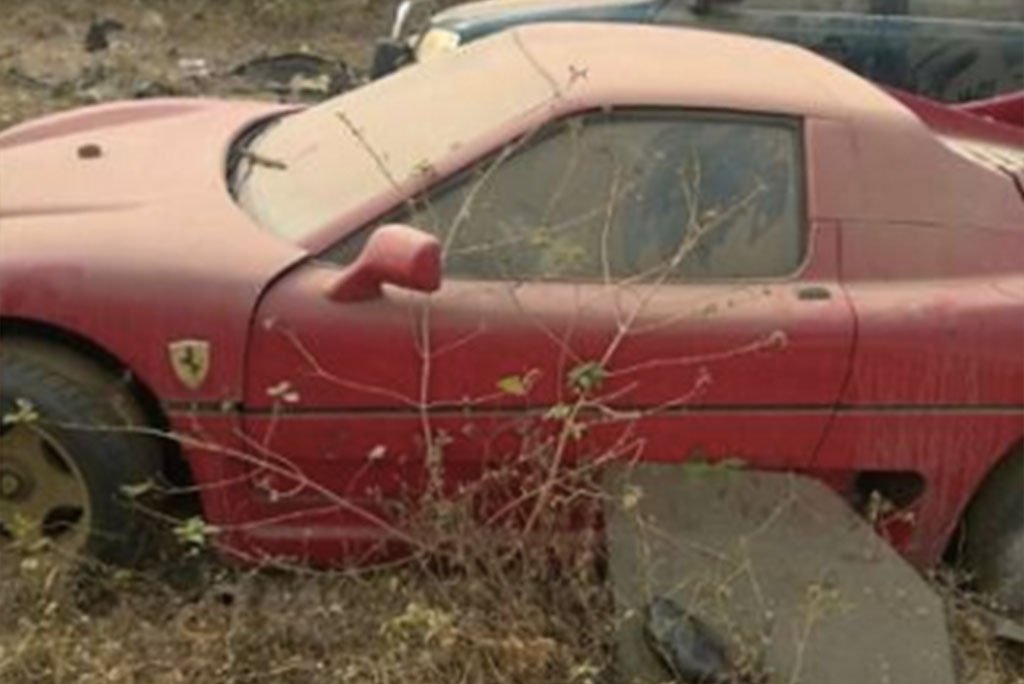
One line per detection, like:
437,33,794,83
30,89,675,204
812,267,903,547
669,0,1021,19
659,0,877,16
721,0,875,12
903,0,1023,21
331,111,804,282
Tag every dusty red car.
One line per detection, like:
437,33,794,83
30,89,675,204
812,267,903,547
1,23,1021,606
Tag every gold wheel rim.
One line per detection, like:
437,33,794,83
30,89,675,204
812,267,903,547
0,422,91,556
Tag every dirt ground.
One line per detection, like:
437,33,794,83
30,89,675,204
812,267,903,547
0,1,1022,682
0,0,395,129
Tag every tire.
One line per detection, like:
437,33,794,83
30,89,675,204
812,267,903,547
963,450,1024,618
0,338,161,565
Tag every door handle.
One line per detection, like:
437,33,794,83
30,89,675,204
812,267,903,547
796,285,832,301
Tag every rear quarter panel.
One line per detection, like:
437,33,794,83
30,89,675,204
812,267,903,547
817,101,1024,563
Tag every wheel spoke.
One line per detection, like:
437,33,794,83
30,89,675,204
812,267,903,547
0,424,88,551
0,423,47,461
33,443,86,510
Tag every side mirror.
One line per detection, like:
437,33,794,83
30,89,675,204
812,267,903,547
328,224,442,302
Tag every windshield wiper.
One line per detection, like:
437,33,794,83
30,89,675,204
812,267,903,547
226,113,287,196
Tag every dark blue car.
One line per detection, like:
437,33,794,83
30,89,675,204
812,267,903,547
374,0,1023,102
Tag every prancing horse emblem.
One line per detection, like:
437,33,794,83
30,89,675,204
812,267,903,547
168,339,211,390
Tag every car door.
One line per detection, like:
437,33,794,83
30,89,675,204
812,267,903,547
240,108,854,546
655,0,1023,101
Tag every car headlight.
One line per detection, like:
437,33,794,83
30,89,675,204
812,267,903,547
415,28,461,62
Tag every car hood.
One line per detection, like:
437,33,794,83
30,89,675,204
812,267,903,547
0,98,309,403
0,98,286,219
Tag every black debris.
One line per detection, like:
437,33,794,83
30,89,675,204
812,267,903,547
85,18,125,53
644,595,732,683
231,53,354,99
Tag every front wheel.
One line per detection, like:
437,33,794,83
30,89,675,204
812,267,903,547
0,339,162,565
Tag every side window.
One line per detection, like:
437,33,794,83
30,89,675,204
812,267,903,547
904,1,1023,21
333,110,805,282
712,0,875,11
658,0,1023,21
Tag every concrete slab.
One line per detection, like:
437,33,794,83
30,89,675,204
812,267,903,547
604,465,957,684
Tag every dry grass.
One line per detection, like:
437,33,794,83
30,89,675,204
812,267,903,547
1,476,613,684
0,552,610,684
940,573,1024,684
2,531,1021,683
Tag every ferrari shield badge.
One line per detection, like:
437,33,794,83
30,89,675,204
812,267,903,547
168,339,211,390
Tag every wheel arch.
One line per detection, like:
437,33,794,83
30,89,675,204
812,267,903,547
0,316,195,490
947,436,1024,560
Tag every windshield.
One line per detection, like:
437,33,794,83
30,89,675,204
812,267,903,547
234,31,556,244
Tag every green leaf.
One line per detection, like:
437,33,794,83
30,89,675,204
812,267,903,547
173,517,218,547
497,375,528,396
567,420,587,441
682,455,748,477
622,485,643,511
544,404,572,421
568,361,607,394
120,479,155,499
497,369,538,397
2,398,39,426
8,513,39,543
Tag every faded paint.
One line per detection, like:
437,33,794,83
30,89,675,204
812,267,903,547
0,98,305,405
0,23,1020,569
242,23,1021,250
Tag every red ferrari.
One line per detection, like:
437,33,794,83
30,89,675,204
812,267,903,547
1,24,1022,609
